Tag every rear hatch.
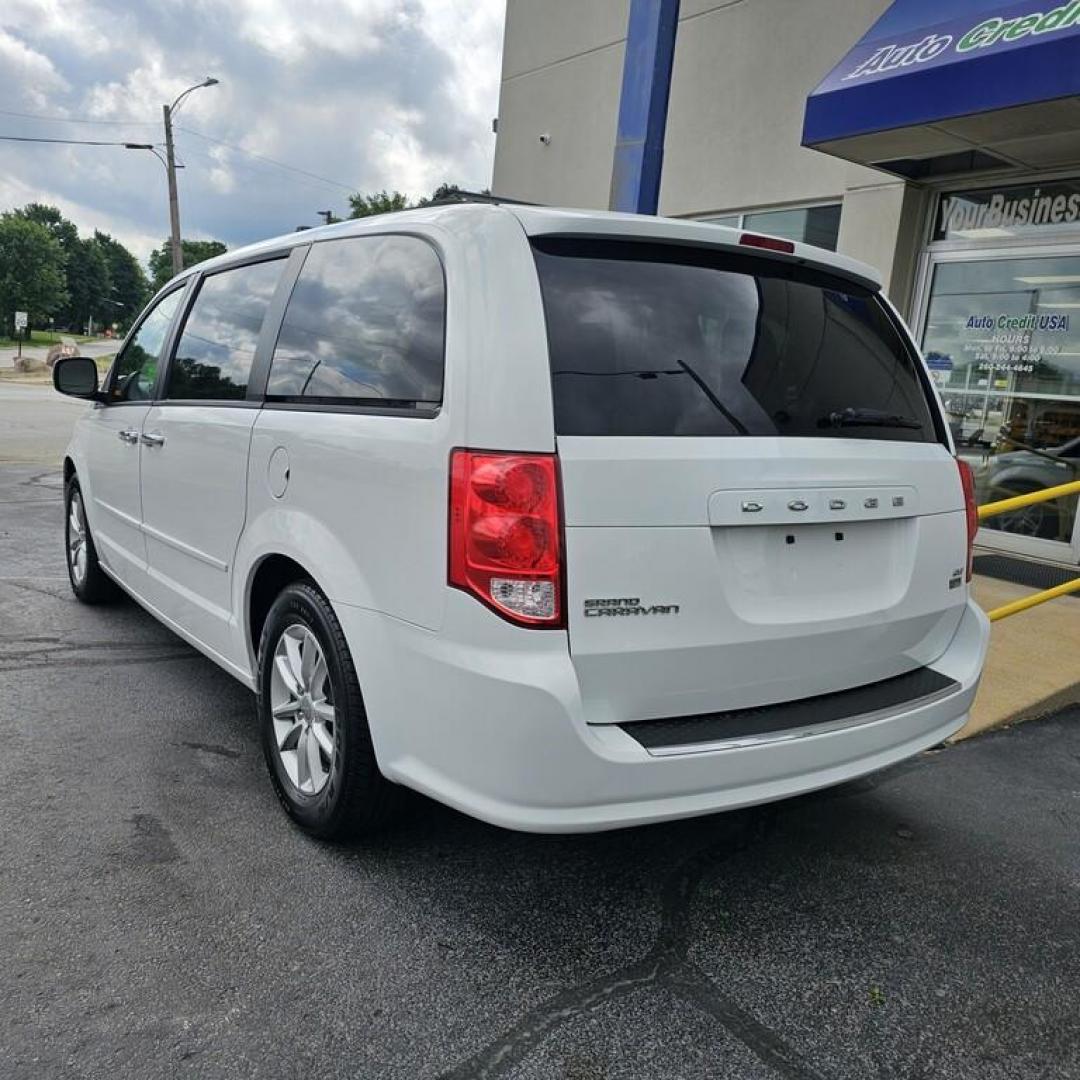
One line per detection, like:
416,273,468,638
531,236,969,725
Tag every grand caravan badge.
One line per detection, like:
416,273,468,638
584,598,681,617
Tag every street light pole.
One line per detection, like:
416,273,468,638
161,77,219,278
163,104,183,277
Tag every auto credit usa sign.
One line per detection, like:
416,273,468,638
841,1,1080,83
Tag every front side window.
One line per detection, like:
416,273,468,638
166,258,285,401
266,235,445,408
533,238,938,442
109,289,183,402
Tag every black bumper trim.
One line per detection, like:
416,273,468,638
617,667,959,752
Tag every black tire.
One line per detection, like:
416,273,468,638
64,476,120,604
989,484,1060,540
257,581,400,839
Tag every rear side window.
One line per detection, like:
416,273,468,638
266,235,444,408
166,258,285,401
532,239,939,441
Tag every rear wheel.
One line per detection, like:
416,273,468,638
257,581,400,839
989,484,1060,540
64,476,119,604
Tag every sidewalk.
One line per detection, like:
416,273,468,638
958,573,1080,739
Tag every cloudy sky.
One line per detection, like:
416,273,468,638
0,0,505,262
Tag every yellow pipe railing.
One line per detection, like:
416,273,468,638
973,476,1080,621
985,576,1080,622
977,477,1080,522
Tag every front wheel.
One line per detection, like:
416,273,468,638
257,582,400,839
64,476,119,604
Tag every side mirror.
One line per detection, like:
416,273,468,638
53,355,103,401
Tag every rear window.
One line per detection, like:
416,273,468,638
532,238,940,442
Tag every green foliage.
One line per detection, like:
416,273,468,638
344,183,489,221
416,183,466,207
148,239,228,292
11,204,112,331
11,203,79,251
95,231,150,330
63,236,111,331
347,190,410,219
0,214,68,337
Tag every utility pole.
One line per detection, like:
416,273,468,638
163,103,183,277
159,77,219,278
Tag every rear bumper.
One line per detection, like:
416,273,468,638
339,595,990,833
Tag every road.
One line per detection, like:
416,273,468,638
0,337,117,370
0,383,86,465
1,465,1079,1077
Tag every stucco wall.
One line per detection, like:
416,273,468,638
491,0,924,304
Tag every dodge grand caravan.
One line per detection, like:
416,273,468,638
53,204,990,837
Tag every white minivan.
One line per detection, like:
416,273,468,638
54,203,989,838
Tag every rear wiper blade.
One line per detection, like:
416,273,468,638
819,407,923,430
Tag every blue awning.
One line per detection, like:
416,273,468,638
803,1,1080,174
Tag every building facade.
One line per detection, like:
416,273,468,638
492,0,1080,566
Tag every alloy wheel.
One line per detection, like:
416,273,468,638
270,624,337,795
67,491,88,587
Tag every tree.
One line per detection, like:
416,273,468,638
12,204,86,328
148,238,227,292
0,214,67,336
95,231,150,330
344,184,487,221
348,190,409,219
64,236,111,332
416,183,463,206
11,203,78,251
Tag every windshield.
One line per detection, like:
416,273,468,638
532,238,941,442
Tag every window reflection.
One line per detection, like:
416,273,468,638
167,259,284,401
110,289,183,402
268,236,445,405
534,241,934,441
923,255,1080,542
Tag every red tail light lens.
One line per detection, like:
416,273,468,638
739,232,796,254
449,450,564,627
957,458,978,582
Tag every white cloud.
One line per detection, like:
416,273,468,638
1,0,111,57
0,29,70,108
0,0,505,264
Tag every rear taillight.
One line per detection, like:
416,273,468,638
957,458,978,582
449,450,564,628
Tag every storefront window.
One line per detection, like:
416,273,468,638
743,205,841,251
701,204,841,251
922,254,1080,545
934,180,1080,244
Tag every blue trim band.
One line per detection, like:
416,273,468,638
610,0,681,214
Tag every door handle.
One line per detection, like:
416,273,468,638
118,429,140,444
141,432,166,448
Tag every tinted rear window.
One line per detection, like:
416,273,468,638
532,239,939,441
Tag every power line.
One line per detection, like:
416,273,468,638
174,139,354,199
0,109,357,194
0,133,159,147
176,126,355,192
0,108,157,128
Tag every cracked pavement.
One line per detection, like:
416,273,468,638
2,461,1079,1080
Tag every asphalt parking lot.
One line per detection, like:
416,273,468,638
2,459,1079,1080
